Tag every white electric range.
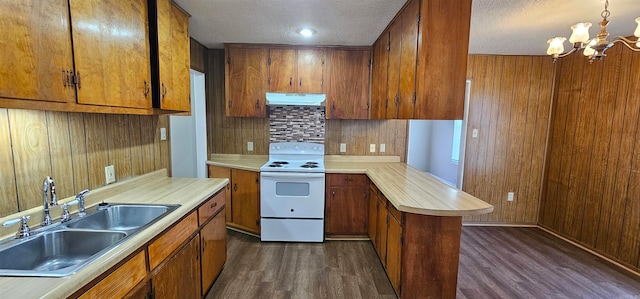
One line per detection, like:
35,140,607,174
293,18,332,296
259,142,325,242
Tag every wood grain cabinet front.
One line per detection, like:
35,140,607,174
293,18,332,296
325,48,371,119
268,48,325,94
200,207,227,296
370,0,471,119
79,251,147,299
325,174,370,235
208,165,260,235
225,45,269,117
150,0,191,112
151,235,201,299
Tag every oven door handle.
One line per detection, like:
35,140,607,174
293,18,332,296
260,172,325,179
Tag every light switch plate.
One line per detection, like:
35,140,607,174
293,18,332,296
472,129,479,138
160,128,167,141
340,143,347,153
248,141,254,151
105,165,116,184
370,144,376,153
507,192,514,202
379,144,386,153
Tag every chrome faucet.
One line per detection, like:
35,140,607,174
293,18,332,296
42,176,58,226
74,189,90,217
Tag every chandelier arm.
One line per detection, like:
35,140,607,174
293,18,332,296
611,37,640,52
556,47,579,58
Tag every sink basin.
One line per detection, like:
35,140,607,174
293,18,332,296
0,229,126,277
0,203,180,277
65,204,178,232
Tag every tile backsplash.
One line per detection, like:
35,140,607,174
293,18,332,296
269,106,325,143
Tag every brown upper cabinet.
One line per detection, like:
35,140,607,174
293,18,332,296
325,48,371,119
225,45,269,117
371,0,471,119
150,0,191,112
0,0,191,115
268,48,325,94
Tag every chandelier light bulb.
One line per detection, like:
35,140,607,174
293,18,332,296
583,45,596,57
547,37,566,55
635,17,640,37
569,23,592,44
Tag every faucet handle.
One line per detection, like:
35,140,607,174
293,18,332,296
60,201,78,223
75,189,90,217
3,216,32,239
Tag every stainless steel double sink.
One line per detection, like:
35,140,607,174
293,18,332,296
0,203,180,277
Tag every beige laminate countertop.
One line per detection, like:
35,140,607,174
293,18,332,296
0,170,227,298
208,154,493,217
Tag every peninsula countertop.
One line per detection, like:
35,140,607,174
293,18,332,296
207,154,493,217
0,170,228,298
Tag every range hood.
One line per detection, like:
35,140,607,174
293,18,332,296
266,92,326,107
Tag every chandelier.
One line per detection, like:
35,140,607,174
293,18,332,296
546,0,640,62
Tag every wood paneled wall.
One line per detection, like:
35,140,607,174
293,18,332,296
204,49,408,160
462,55,554,224
539,46,640,271
0,109,169,217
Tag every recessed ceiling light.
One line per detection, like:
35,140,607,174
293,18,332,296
298,28,316,37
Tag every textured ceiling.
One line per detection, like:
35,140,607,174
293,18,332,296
175,0,640,55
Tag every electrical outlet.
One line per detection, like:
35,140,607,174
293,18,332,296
370,144,376,153
472,129,479,138
507,192,514,202
247,141,254,151
340,143,347,153
379,144,386,153
105,165,116,184
160,127,167,141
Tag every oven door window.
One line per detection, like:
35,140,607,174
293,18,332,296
275,182,310,197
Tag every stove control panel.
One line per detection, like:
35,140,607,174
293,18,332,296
269,142,324,155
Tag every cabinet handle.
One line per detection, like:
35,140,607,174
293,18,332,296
161,83,167,98
233,183,237,192
211,202,217,209
62,69,67,87
255,99,260,109
299,78,302,86
332,191,335,196
143,80,150,97
67,70,74,88
76,71,81,89
289,77,292,86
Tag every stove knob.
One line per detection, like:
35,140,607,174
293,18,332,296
312,146,318,151
276,146,281,150
294,146,299,150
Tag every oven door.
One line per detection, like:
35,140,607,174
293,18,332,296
260,172,325,218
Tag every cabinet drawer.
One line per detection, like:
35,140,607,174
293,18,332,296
148,212,198,270
327,174,369,186
199,191,225,226
80,251,146,299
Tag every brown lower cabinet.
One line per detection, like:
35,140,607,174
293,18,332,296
369,182,462,298
73,191,227,299
151,236,201,298
208,165,261,235
325,174,369,235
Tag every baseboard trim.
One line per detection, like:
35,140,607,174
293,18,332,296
462,222,537,227
226,226,260,238
536,225,640,279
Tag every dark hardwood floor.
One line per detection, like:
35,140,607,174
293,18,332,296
207,227,640,299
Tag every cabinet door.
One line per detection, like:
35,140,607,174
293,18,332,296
325,186,369,235
386,20,402,119
231,169,260,233
268,48,296,93
387,214,403,294
368,184,378,241
157,0,190,111
370,33,389,120
225,47,268,117
124,280,150,299
201,210,226,296
152,236,201,299
375,194,388,263
397,0,419,119
0,0,75,104
296,49,324,93
326,49,371,119
70,0,152,108
208,165,232,223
